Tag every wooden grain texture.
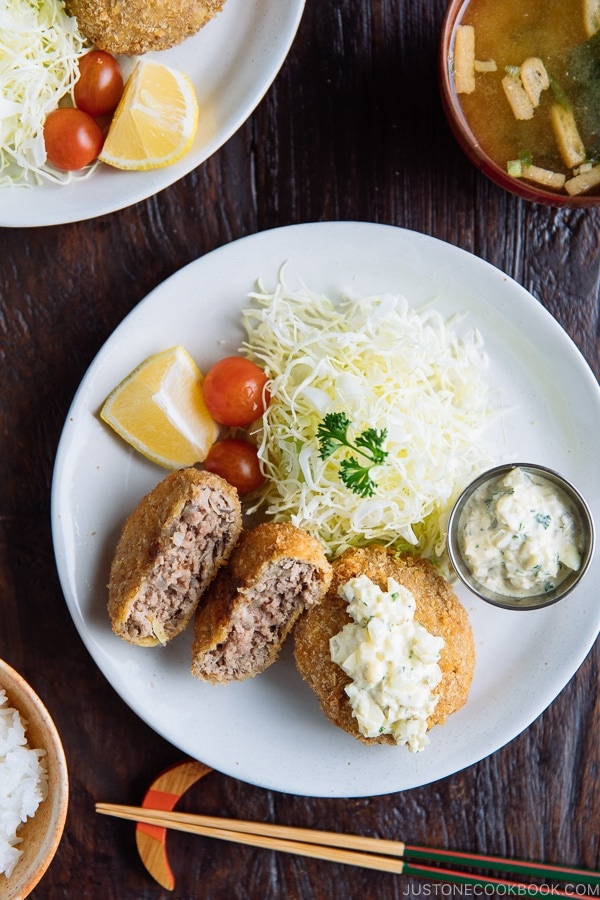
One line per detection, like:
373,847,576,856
0,0,599,897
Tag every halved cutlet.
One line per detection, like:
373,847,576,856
191,522,332,683
108,468,242,646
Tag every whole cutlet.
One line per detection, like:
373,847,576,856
293,545,475,745
108,467,241,647
191,522,332,683
65,0,226,55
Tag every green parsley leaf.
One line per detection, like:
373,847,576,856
316,412,388,497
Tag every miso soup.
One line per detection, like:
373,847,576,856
451,0,600,196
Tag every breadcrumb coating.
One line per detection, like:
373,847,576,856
294,545,476,746
191,522,332,683
65,0,226,55
108,468,241,646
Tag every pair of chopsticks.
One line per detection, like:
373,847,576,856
96,802,600,895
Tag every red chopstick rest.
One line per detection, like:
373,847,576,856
135,760,212,890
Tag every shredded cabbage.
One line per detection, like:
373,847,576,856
0,0,89,187
242,277,498,569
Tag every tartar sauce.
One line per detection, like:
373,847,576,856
329,574,444,752
459,467,583,598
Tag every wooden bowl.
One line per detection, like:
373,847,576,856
439,0,600,208
0,660,69,899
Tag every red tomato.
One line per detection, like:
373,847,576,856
203,439,265,495
202,357,270,427
74,51,124,117
43,108,104,171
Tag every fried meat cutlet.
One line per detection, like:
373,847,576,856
65,0,226,55
293,545,475,745
108,467,242,647
191,522,332,683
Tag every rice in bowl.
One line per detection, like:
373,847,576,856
0,689,48,879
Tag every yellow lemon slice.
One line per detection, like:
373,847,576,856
100,346,219,469
99,60,199,170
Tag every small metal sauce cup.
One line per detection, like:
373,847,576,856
447,463,595,610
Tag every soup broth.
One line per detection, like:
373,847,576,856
453,0,600,196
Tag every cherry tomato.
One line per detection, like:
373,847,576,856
203,438,265,495
43,108,104,171
74,51,124,117
202,357,270,427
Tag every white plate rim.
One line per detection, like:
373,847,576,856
51,222,600,797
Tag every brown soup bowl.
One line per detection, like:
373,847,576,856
439,0,600,208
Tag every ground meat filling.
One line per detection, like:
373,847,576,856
126,487,239,641
200,559,323,679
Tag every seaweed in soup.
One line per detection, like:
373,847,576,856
565,32,600,148
453,0,600,194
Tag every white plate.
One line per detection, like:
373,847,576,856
51,222,600,797
0,0,304,228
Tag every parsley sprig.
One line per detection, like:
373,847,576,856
316,412,388,498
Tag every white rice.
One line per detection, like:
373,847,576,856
0,688,48,879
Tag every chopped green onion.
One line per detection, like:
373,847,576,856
518,150,533,167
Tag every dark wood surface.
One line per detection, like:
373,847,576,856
2,1,599,897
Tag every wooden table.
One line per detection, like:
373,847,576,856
2,0,599,897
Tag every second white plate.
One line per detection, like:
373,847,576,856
0,0,304,227
51,222,600,797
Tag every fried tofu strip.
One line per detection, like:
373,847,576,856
502,73,534,120
520,57,549,108
565,164,600,196
454,25,476,94
474,59,497,72
521,164,566,191
583,0,600,37
551,104,587,168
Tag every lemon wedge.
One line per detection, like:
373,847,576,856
98,59,199,170
100,346,219,469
